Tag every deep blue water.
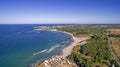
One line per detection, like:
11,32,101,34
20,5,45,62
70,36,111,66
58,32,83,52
0,24,73,67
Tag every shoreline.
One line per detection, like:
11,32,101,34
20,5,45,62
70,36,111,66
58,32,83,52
34,29,82,57
54,30,83,58
33,28,88,67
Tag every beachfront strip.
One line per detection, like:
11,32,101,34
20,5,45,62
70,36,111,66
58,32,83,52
34,56,76,67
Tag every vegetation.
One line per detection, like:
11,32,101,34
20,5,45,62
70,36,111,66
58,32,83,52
55,25,120,36
55,25,120,67
110,34,120,37
68,34,113,67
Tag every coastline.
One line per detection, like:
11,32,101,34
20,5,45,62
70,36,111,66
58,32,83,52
58,31,77,58
54,30,87,58
33,28,88,67
34,29,78,57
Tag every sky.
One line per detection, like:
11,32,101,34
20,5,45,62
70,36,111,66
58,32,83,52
0,0,120,24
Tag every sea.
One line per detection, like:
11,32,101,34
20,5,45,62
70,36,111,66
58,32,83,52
0,24,73,67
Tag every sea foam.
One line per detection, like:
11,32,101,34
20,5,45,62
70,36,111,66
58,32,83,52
46,44,60,53
61,41,69,43
33,49,48,55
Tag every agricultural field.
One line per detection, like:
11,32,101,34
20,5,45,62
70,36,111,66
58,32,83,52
109,29,120,34
109,29,120,59
110,37,120,59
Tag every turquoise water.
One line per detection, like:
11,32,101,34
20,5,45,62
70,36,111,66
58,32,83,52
0,24,73,67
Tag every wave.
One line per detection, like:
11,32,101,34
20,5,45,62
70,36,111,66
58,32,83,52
33,44,61,55
33,49,48,55
61,41,70,44
46,44,60,53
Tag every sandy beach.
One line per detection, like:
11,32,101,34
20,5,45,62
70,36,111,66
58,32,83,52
55,31,88,58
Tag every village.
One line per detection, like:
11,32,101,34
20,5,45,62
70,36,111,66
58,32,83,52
34,56,77,67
